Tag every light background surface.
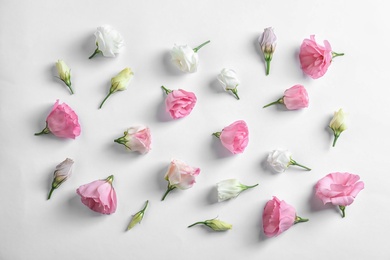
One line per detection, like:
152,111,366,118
1,0,389,259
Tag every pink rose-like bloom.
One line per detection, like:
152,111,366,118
315,172,364,206
76,175,117,214
164,159,200,190
218,120,249,154
262,196,297,237
283,85,309,110
36,100,81,139
114,126,151,154
299,35,332,79
165,89,197,119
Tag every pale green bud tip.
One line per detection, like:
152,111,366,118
205,219,232,231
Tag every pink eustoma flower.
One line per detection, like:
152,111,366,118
299,35,344,79
162,159,200,201
161,86,197,119
213,120,249,154
263,85,309,110
76,175,117,215
114,125,151,154
262,196,308,238
35,100,81,139
315,172,364,218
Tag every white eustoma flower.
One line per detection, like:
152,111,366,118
55,60,73,94
329,108,348,147
48,158,74,199
217,179,258,202
258,27,277,75
267,149,311,173
89,25,124,59
99,68,134,109
217,68,240,100
170,40,210,73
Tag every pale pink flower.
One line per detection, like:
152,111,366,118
213,120,249,154
77,175,117,214
262,196,308,238
263,85,309,110
48,158,74,200
161,86,197,119
35,100,81,139
162,159,200,201
315,172,364,218
258,27,277,75
114,126,151,154
299,35,344,79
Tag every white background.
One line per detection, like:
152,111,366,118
1,0,389,259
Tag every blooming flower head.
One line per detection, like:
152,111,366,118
114,126,151,154
213,120,249,154
217,179,258,202
188,218,232,231
299,35,344,79
263,85,309,110
315,172,364,218
217,68,240,100
48,158,74,200
35,100,81,139
89,25,124,59
55,60,73,94
76,175,117,214
258,27,277,75
99,68,134,109
170,40,210,73
267,149,311,172
161,86,197,119
162,159,200,201
329,108,347,147
262,196,308,237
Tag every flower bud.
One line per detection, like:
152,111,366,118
217,68,240,100
48,158,74,200
127,200,149,230
55,60,73,94
188,218,232,231
258,27,277,75
329,109,348,147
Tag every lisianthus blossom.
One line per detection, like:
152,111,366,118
267,149,311,173
89,25,124,59
263,85,309,110
170,40,210,73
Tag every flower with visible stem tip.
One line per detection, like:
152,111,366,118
161,86,197,119
126,200,149,231
114,126,151,154
47,158,74,200
267,149,311,173
99,68,134,109
188,218,232,231
55,60,73,94
217,68,240,100
263,85,309,110
329,108,347,147
258,27,277,75
217,179,258,202
89,25,124,59
170,40,210,73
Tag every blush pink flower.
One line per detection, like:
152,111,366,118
162,159,200,201
76,175,117,215
213,120,249,154
262,196,308,238
263,85,309,110
315,172,364,218
35,100,81,139
161,86,197,119
299,35,344,79
114,125,151,154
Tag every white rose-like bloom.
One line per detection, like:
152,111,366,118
89,25,124,59
267,149,311,173
217,68,240,100
217,179,258,202
170,44,199,73
48,158,74,199
329,108,348,147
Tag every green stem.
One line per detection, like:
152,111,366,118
332,52,344,58
332,133,340,147
193,40,210,52
243,183,259,190
47,187,55,200
230,88,240,100
188,221,205,228
161,185,176,201
68,85,74,94
161,85,172,95
34,125,50,136
263,98,283,108
294,216,309,224
89,47,101,59
290,159,311,171
266,59,270,75
339,205,346,218
99,91,113,109
212,132,221,138
140,200,149,213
